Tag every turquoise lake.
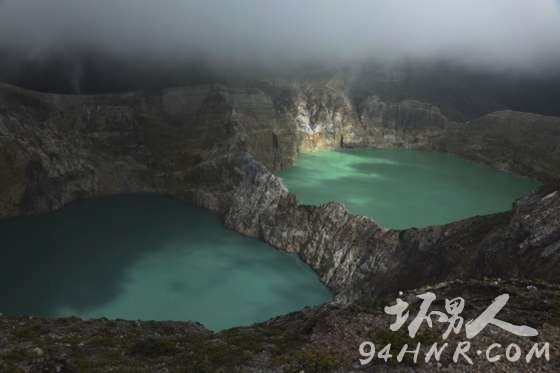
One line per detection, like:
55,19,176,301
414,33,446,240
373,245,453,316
0,195,332,331
279,148,540,229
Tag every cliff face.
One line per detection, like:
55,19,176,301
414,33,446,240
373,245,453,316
358,96,448,148
269,81,451,153
434,111,560,181
2,80,558,221
291,82,368,150
1,80,560,371
1,80,559,297
224,164,401,300
0,83,299,218
224,157,560,303
0,80,447,218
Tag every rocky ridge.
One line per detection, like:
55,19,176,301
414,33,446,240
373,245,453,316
1,279,558,372
1,80,559,219
0,79,559,371
225,157,560,302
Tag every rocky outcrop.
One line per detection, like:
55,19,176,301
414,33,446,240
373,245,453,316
224,162,400,300
1,80,560,371
1,80,560,297
224,156,560,302
1,279,558,372
356,99,560,183
434,111,560,182
291,81,368,150
0,83,299,218
3,81,558,220
359,95,448,148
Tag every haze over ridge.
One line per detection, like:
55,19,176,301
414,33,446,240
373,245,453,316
1,0,559,72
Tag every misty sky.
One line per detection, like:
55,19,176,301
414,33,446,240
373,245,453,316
1,0,560,71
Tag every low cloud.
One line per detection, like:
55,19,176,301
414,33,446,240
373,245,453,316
1,0,559,72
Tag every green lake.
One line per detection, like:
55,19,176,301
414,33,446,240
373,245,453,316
279,148,540,229
0,149,540,329
0,195,332,331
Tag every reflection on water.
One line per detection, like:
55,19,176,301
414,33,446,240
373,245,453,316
279,148,540,229
0,195,332,331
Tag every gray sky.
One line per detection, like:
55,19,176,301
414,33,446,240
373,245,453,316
1,0,560,71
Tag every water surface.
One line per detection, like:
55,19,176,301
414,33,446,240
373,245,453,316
0,195,331,330
279,148,539,229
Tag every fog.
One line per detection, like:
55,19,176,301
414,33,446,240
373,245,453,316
1,0,560,72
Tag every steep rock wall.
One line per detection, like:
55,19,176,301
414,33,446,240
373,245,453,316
1,80,560,371
224,158,560,302
434,111,560,182
358,95,448,148
0,83,297,218
1,81,559,304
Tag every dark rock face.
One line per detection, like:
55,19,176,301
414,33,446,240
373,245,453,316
1,80,558,219
0,83,296,218
434,111,560,182
359,96,448,148
1,80,560,371
224,166,400,301
291,81,368,150
476,185,560,280
1,79,559,301
224,158,560,303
